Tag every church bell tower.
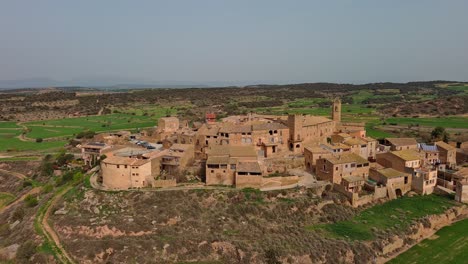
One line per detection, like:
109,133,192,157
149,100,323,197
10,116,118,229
332,98,341,123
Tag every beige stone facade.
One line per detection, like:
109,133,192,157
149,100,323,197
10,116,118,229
287,114,336,153
384,138,418,151
81,142,111,166
376,149,422,173
412,167,437,195
455,180,468,203
205,145,260,186
316,153,370,184
369,168,412,198
435,141,457,168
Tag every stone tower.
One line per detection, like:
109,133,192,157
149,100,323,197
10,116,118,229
332,98,341,123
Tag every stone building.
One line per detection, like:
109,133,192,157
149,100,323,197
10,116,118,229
331,133,377,160
81,142,111,166
369,168,412,198
160,144,195,176
376,149,422,173
418,143,440,166
384,138,418,151
287,114,335,153
316,153,370,184
412,167,437,195
101,148,162,190
435,141,457,168
205,145,260,186
455,179,468,203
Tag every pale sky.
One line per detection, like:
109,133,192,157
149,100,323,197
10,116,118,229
0,0,467,85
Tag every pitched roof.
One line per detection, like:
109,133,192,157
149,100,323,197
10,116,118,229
218,124,252,133
343,137,367,146
326,153,368,165
303,116,332,126
251,122,288,131
435,141,456,151
197,124,219,136
391,149,421,161
206,156,230,164
304,145,329,154
207,145,257,158
237,161,262,173
376,168,408,179
386,138,418,146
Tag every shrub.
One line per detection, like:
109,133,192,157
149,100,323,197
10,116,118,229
11,207,25,221
35,138,43,143
16,240,37,263
25,195,38,207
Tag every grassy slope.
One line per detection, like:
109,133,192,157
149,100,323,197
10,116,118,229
388,219,468,264
307,195,456,240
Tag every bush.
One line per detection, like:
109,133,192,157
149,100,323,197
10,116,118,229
35,138,43,143
11,207,25,221
76,130,95,139
24,195,38,207
16,240,37,263
22,180,33,188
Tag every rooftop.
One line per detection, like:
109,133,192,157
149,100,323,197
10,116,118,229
391,149,421,161
376,168,407,179
207,145,258,158
342,175,365,183
103,156,151,166
435,141,456,151
343,137,367,146
237,161,262,173
418,143,438,152
386,137,418,147
326,153,368,165
303,116,332,126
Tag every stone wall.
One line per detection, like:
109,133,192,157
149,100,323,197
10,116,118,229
235,175,299,189
153,179,177,188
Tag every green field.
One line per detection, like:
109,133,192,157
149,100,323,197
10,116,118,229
23,113,162,139
386,116,468,129
0,107,176,152
0,192,15,209
307,195,456,240
0,122,21,129
388,219,468,264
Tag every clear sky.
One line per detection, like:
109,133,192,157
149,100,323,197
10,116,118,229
0,0,467,85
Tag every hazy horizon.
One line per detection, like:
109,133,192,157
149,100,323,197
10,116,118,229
1,1,467,86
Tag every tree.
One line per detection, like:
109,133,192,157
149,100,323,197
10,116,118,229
431,126,449,142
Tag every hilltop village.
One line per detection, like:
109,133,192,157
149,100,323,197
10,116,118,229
80,99,468,206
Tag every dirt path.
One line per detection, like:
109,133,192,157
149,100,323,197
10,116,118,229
41,185,75,264
0,187,40,214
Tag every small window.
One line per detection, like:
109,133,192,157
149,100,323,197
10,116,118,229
125,165,127,169
211,170,214,173
117,165,120,168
